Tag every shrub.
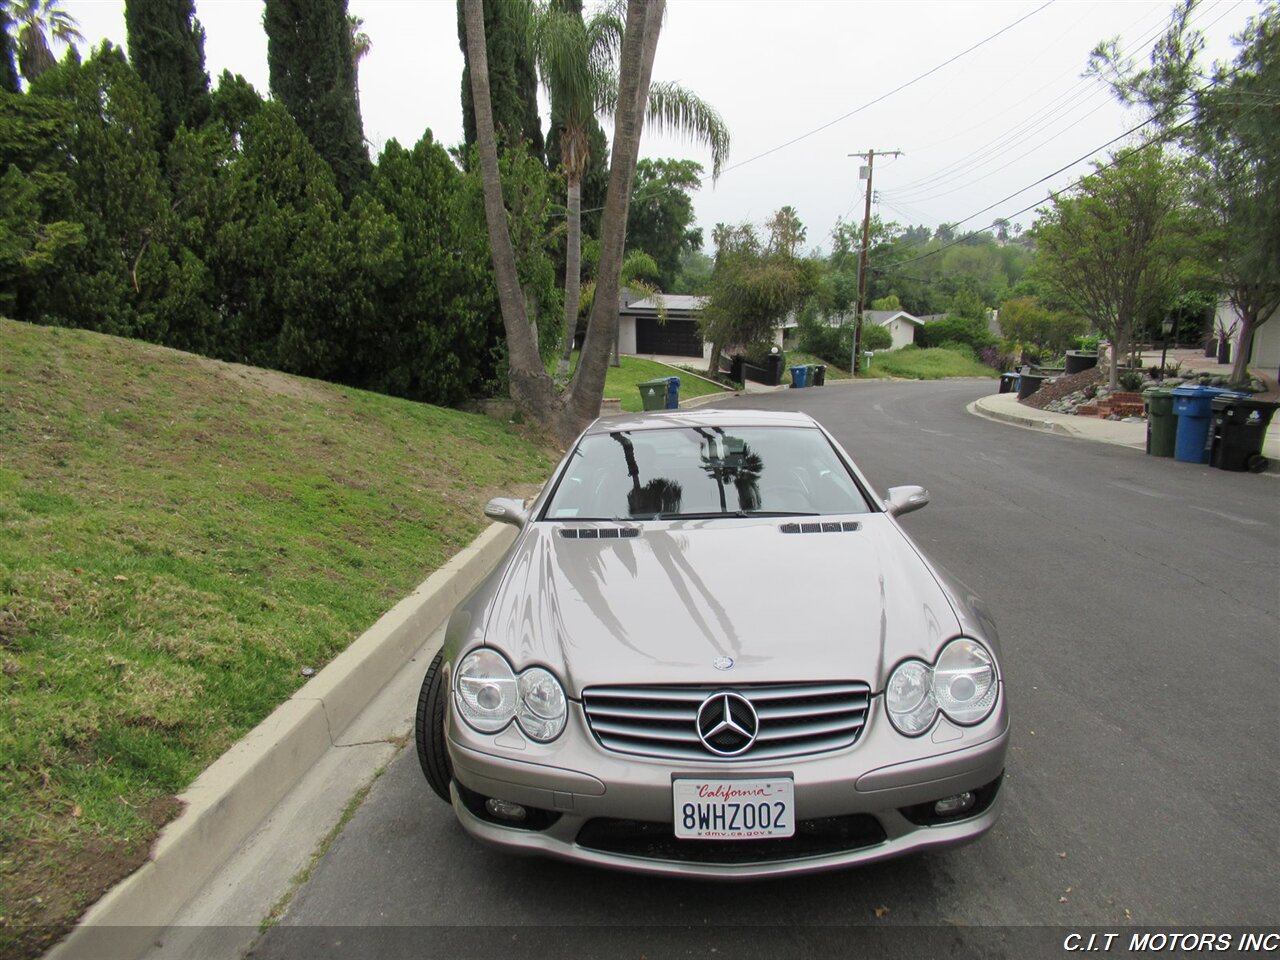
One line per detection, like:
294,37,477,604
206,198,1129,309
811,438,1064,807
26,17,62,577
917,316,997,352
862,323,892,351
1119,370,1146,392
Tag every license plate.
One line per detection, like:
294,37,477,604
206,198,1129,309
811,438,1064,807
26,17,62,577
672,778,795,840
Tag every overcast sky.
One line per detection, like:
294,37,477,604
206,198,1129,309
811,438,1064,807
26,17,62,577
60,0,1255,255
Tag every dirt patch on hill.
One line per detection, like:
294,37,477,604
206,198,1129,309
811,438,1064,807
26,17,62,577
194,356,334,404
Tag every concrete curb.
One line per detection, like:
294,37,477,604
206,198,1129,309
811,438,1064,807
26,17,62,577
48,523,518,960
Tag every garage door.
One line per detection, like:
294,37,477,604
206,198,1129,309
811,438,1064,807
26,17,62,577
634,317,703,357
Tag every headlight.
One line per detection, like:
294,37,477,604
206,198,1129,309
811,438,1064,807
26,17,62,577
886,659,936,734
933,638,997,724
455,649,568,742
455,649,517,732
886,638,998,735
516,667,567,742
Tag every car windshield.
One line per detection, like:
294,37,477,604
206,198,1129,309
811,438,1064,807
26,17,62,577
542,426,873,520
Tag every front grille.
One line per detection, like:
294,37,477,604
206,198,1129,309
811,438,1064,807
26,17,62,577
581,681,871,761
576,814,886,864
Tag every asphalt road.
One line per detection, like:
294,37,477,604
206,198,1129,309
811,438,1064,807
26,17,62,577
248,380,1278,959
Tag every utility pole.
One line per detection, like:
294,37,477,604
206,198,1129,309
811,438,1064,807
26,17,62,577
849,148,901,374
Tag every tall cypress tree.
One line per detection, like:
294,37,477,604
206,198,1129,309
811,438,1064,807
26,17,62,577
457,0,543,162
263,0,370,200
1,4,20,93
124,0,211,141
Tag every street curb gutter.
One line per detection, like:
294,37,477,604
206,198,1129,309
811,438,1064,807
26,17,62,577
48,523,518,960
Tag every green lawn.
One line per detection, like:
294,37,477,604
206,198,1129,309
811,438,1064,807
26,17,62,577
562,353,729,411
0,320,556,956
862,346,998,380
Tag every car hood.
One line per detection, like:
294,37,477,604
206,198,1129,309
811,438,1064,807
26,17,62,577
483,517,960,695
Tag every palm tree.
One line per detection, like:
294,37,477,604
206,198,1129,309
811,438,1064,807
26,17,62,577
9,0,83,83
462,0,665,443
535,1,729,382
348,14,371,112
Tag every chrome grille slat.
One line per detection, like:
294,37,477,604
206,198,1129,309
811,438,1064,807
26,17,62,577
584,703,697,721
582,681,872,761
755,699,869,720
755,714,866,742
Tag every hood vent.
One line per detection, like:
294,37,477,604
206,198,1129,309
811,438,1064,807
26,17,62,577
780,521,861,534
559,526,641,540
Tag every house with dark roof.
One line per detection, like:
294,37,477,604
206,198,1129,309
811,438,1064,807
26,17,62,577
617,294,709,361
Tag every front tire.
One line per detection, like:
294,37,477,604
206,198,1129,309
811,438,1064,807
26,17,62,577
415,651,453,804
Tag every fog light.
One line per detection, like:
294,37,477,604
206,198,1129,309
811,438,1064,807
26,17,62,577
933,792,975,816
485,798,527,822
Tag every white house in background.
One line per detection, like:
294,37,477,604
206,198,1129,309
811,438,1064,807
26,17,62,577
863,309,925,350
779,308,926,351
1215,300,1280,371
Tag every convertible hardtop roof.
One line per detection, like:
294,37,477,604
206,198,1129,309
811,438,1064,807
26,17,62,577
584,408,818,436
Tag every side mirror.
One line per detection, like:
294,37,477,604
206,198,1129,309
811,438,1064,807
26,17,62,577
884,485,929,517
483,497,528,528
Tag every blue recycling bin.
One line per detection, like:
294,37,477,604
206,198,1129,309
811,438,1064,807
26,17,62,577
1171,385,1244,464
789,365,810,388
664,376,680,410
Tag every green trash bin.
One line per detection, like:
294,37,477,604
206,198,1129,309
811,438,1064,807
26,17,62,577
1144,388,1177,458
638,378,670,411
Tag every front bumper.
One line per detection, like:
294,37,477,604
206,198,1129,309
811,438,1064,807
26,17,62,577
444,692,1009,878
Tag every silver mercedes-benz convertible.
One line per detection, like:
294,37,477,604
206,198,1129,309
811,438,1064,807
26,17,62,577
414,408,1008,878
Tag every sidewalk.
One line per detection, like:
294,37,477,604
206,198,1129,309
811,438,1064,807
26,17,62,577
971,390,1280,464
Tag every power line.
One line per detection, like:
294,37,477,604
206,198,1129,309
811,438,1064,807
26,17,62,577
715,0,1056,179
574,0,1057,218
886,0,1242,200
871,106,1198,271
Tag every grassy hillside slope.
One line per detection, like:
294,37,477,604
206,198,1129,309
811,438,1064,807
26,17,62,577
0,320,554,955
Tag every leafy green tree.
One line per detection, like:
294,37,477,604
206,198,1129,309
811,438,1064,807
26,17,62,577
766,205,806,257
0,91,84,316
25,43,200,341
1,4,20,93
125,0,211,141
8,0,83,84
264,0,370,201
625,157,703,291
701,218,818,373
672,248,712,294
1089,0,1280,387
997,295,1087,354
458,0,544,161
1032,147,1205,390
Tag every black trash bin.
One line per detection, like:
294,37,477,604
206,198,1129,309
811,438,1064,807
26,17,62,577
764,352,784,386
730,355,745,383
998,372,1019,394
1208,396,1279,472
812,364,827,386
1016,372,1049,400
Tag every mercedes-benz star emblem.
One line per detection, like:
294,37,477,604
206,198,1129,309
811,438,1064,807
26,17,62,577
695,692,759,756
713,656,734,671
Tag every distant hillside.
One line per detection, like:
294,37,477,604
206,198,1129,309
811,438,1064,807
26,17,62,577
0,319,553,958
